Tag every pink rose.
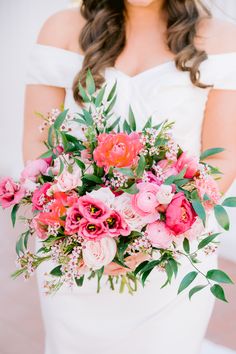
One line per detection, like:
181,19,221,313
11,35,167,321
32,183,52,211
82,237,117,270
156,184,174,205
56,168,82,192
78,219,108,240
105,210,130,237
78,195,110,222
175,152,199,179
31,216,49,240
0,177,25,208
131,182,160,220
65,203,83,235
165,192,197,235
21,159,49,182
146,221,173,249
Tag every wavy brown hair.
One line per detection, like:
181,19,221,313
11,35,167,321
73,0,211,104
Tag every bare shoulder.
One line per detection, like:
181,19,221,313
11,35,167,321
37,8,86,54
196,17,236,54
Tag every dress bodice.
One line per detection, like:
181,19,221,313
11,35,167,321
26,44,236,156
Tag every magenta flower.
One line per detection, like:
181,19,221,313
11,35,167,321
0,177,25,208
105,210,130,237
78,195,110,222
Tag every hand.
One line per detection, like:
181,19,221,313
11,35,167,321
104,252,150,276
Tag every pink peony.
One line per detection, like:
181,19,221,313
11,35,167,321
93,132,143,171
105,210,130,237
78,219,108,240
65,203,83,235
146,221,173,249
165,192,197,235
56,168,82,192
82,237,117,270
78,195,110,222
175,152,199,178
131,182,160,220
32,183,52,211
0,177,25,208
21,159,48,182
195,176,221,210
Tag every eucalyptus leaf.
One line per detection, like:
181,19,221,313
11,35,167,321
206,269,234,284
123,119,132,134
192,199,206,226
200,147,225,161
178,271,198,294
189,285,207,300
78,82,90,103
11,204,20,227
86,69,96,95
128,105,136,131
83,174,103,184
183,238,190,254
210,284,228,302
75,275,84,287
54,109,69,130
95,85,106,107
107,80,117,101
198,233,220,250
50,265,63,277
214,205,230,231
136,155,146,177
222,197,236,208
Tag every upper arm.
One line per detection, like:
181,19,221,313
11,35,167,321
23,9,84,163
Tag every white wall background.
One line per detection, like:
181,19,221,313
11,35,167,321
0,0,235,261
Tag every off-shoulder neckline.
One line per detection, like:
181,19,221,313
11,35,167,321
34,43,236,81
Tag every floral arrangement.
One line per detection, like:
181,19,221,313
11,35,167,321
1,70,235,301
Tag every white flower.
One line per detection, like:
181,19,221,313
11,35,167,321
82,237,117,270
56,166,82,192
156,184,174,204
114,193,154,231
89,187,115,208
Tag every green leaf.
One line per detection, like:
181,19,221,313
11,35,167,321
23,230,30,249
178,271,198,294
121,183,139,194
206,269,234,284
104,95,117,115
198,233,220,250
11,204,20,227
54,109,69,130
210,284,228,302
74,159,86,170
168,258,178,278
50,265,63,277
189,285,208,300
192,199,206,226
200,147,225,160
123,119,132,134
107,80,117,101
82,109,93,125
78,82,90,103
86,69,96,95
57,158,64,176
143,116,152,130
136,155,146,177
133,260,149,276
83,174,103,184
47,125,55,148
75,275,84,287
39,150,53,159
95,85,106,107
165,261,174,283
116,168,134,178
139,260,161,275
141,268,153,286
106,116,121,132
128,105,136,131
16,233,24,257
113,257,130,269
96,266,104,280
183,238,190,254
214,205,230,231
222,197,236,208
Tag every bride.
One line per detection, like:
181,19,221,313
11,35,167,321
23,1,236,353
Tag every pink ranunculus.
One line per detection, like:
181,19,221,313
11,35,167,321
32,183,52,211
21,159,49,182
146,221,173,249
78,195,110,222
78,219,108,240
93,132,143,171
0,177,25,208
56,167,82,192
131,182,160,219
65,203,83,235
165,192,197,235
175,152,199,178
157,159,178,180
82,237,117,270
105,210,130,237
195,175,221,210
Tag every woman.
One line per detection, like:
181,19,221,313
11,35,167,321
23,1,236,353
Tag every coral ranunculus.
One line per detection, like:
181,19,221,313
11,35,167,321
93,132,142,170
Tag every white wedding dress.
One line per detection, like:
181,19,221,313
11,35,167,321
26,43,236,354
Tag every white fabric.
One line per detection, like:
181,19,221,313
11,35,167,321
26,44,236,354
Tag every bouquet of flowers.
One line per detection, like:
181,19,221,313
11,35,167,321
1,70,235,301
